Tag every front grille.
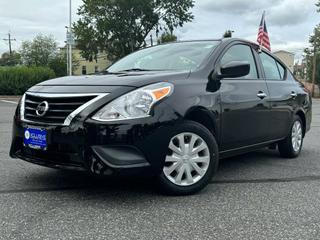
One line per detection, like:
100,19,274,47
21,145,84,168
23,94,98,125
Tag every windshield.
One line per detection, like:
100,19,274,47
107,41,220,72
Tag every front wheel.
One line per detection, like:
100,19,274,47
157,121,219,195
278,115,304,158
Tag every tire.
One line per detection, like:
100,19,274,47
157,120,219,195
278,115,304,158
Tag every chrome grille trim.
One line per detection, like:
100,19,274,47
21,92,109,126
24,93,102,98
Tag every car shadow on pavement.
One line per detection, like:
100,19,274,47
10,170,159,195
2,148,308,198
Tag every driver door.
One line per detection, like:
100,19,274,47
219,44,271,151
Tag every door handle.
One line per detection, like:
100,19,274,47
290,91,298,98
257,91,267,99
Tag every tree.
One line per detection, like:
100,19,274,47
158,32,177,44
74,0,194,61
303,48,314,82
316,0,320,11
223,30,233,38
49,51,80,77
0,51,21,66
48,53,67,77
311,2,320,85
303,24,320,85
20,34,59,66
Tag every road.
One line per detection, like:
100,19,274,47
0,98,320,240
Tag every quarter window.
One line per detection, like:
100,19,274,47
260,52,283,80
276,62,285,80
220,45,258,79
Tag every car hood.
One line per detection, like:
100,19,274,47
40,71,189,87
27,70,190,94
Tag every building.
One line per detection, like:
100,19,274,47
61,46,111,75
273,50,295,72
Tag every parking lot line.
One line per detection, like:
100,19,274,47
211,174,320,184
0,100,18,104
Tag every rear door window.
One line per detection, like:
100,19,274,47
260,52,282,80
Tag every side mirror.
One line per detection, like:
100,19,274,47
219,61,250,79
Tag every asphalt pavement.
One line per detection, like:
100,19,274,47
0,98,320,240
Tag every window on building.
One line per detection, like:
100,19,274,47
82,66,87,75
95,66,99,73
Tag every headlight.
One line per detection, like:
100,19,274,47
92,82,174,121
19,94,26,120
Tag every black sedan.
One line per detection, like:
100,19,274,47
10,38,312,195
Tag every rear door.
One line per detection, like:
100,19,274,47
219,43,271,151
258,51,296,139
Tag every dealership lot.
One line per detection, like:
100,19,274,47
0,99,320,240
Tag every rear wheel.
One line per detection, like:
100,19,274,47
158,121,219,195
278,115,304,158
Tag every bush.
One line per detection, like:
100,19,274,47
0,66,55,95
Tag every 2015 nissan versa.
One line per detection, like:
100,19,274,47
10,38,312,195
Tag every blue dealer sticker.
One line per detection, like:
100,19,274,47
24,127,47,150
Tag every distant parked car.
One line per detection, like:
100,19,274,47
10,38,312,195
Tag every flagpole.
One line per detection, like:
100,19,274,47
261,11,265,50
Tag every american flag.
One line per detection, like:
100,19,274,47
257,11,271,51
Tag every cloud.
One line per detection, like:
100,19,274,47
0,0,83,54
267,0,316,26
197,0,281,15
196,0,316,27
272,41,309,52
0,0,318,62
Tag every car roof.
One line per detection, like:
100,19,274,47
221,37,259,46
172,38,262,50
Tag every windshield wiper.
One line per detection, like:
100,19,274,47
119,68,154,72
104,68,168,74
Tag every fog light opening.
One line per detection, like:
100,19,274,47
89,155,113,176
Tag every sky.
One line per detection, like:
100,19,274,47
0,0,319,61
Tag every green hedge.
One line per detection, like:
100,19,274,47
0,66,55,95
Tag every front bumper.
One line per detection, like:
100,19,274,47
10,102,180,176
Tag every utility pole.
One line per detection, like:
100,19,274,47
312,28,318,98
312,44,317,97
3,33,16,55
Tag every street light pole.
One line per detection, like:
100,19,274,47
65,27,70,75
68,0,72,76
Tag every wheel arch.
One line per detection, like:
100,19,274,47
184,106,220,143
